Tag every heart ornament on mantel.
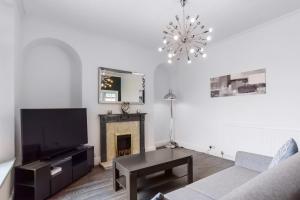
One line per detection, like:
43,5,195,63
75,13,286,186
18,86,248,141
121,102,130,114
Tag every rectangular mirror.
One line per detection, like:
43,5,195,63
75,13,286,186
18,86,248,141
98,67,145,104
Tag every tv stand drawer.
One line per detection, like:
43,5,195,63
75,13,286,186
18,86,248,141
51,159,72,194
73,160,89,180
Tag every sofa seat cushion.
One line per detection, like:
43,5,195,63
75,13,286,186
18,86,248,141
165,187,214,200
186,166,259,199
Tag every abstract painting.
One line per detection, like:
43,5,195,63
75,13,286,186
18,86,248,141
210,69,266,98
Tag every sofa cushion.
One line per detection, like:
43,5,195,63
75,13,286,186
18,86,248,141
186,166,259,199
165,187,214,200
220,152,300,200
268,138,298,169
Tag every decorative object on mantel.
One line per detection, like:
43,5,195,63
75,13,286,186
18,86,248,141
164,89,178,149
121,102,130,114
158,0,213,64
107,110,112,115
210,68,266,98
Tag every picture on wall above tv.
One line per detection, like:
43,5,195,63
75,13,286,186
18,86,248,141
210,68,266,98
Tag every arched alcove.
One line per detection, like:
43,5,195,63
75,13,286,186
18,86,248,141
153,63,173,145
20,38,82,108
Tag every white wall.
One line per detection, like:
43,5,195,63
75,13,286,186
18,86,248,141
153,63,179,146
0,1,15,163
0,1,18,199
16,16,161,164
173,10,300,160
153,64,171,145
20,38,82,108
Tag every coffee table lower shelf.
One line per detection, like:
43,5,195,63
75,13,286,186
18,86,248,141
116,173,187,191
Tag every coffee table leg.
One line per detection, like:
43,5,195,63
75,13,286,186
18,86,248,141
113,161,120,191
187,157,193,184
165,168,173,176
126,172,137,200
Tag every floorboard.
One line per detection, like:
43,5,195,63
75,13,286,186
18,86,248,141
49,148,234,200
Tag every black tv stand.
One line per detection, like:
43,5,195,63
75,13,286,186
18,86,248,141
40,148,75,161
14,145,94,200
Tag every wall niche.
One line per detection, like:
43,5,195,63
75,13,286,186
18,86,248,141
20,38,82,108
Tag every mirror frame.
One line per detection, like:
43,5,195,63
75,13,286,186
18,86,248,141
98,67,145,104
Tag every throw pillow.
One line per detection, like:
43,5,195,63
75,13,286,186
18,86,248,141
268,138,298,169
151,193,165,200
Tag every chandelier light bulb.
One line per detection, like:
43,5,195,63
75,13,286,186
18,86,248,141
168,59,172,64
207,36,212,41
158,47,163,52
200,48,204,52
190,48,195,54
163,39,167,44
187,60,192,64
168,53,173,58
209,28,213,33
190,17,196,23
202,53,207,58
173,35,179,41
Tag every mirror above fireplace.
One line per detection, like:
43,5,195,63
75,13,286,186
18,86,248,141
98,67,145,104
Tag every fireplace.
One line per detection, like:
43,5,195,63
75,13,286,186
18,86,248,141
99,113,146,168
116,134,132,157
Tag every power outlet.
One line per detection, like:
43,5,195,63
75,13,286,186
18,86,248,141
221,151,224,158
209,145,216,150
207,145,216,154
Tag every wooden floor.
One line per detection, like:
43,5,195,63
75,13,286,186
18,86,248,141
49,148,234,200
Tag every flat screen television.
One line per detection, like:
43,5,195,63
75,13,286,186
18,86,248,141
21,108,88,164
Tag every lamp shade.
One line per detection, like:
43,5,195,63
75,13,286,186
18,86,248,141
164,90,176,100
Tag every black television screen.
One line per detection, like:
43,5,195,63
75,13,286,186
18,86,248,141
21,108,88,164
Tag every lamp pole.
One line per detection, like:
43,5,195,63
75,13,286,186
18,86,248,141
164,90,177,148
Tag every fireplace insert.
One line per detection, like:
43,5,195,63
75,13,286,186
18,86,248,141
116,134,131,157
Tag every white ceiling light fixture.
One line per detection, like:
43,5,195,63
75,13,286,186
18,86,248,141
158,0,213,64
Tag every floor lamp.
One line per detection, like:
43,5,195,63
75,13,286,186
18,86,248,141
164,89,178,148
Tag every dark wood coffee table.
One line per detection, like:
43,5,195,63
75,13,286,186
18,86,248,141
113,148,193,200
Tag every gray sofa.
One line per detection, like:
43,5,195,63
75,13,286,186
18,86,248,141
165,151,300,200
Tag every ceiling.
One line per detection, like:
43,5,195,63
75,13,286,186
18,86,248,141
21,0,300,49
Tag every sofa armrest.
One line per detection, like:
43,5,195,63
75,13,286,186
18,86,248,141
221,153,300,200
235,151,272,172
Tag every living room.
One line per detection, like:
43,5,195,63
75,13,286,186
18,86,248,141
1,0,300,200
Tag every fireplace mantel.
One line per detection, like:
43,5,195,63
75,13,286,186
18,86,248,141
99,113,146,163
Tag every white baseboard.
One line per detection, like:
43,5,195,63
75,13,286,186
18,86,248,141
178,141,234,161
146,146,156,151
155,140,169,147
94,156,100,166
9,189,13,200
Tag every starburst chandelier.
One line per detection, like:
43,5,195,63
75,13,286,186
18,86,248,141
158,0,213,64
